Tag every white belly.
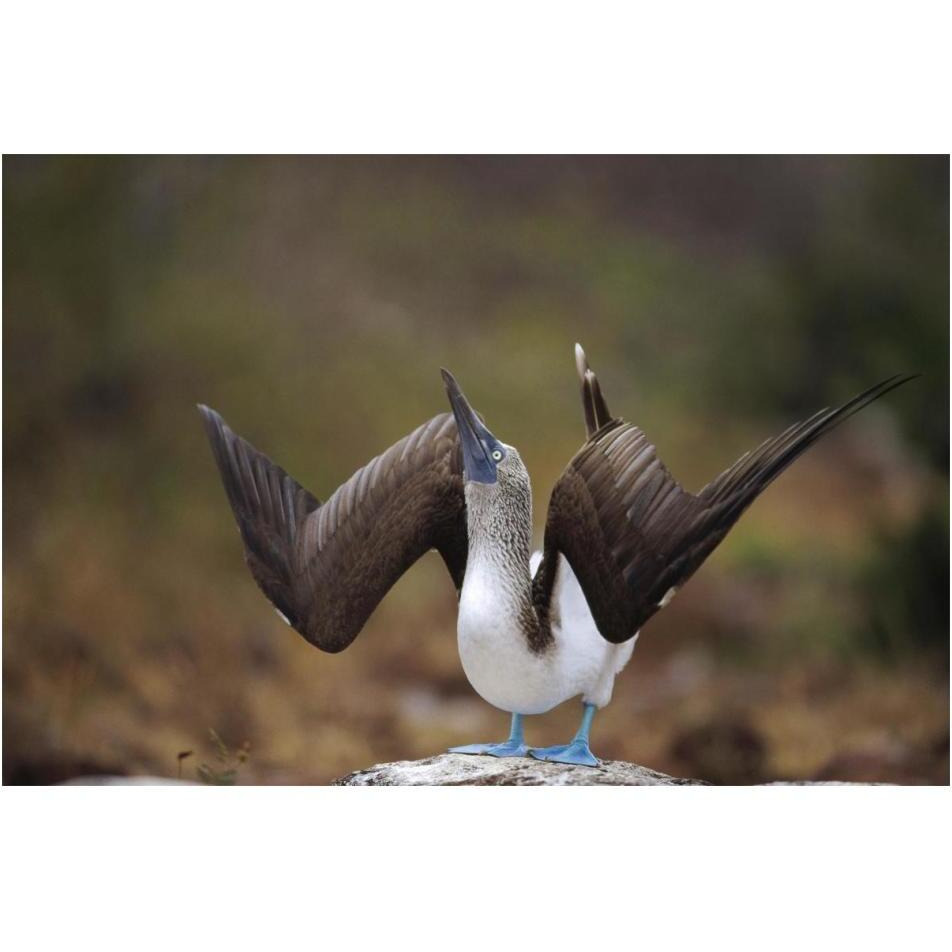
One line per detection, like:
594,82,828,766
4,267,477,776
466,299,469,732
456,553,636,715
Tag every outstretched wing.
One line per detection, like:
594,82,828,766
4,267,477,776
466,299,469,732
536,371,917,645
199,406,466,653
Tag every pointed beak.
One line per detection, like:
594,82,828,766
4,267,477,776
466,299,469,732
441,369,500,484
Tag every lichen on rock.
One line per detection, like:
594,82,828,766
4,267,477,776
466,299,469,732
334,752,707,786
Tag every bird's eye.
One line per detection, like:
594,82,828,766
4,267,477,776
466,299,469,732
491,449,503,461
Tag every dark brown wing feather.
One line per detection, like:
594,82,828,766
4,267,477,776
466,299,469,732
538,374,917,645
199,406,466,653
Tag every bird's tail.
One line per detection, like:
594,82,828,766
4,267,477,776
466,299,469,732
575,343,613,438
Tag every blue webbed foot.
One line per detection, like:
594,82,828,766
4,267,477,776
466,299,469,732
450,713,529,758
529,705,601,766
529,739,599,767
449,739,530,758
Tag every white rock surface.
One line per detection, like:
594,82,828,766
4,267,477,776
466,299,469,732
334,753,707,786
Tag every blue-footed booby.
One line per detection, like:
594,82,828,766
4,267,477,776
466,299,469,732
199,347,915,766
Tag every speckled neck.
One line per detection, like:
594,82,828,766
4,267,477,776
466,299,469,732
462,465,552,653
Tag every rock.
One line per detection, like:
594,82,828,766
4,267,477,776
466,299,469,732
55,760,883,785
334,752,707,786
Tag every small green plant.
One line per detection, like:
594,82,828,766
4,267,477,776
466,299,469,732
182,729,251,785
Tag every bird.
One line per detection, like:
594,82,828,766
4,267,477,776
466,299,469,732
198,347,916,766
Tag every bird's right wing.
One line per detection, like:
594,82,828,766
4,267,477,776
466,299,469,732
199,406,466,653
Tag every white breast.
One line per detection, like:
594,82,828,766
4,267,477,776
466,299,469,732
456,558,561,714
536,551,636,709
455,552,636,715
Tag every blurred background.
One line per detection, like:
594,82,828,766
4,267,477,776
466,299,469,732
3,155,948,785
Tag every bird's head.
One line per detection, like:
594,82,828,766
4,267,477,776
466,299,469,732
441,369,526,492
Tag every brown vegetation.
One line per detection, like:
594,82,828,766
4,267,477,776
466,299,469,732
3,156,948,784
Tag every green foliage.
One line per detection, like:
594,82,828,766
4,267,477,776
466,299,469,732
2,156,947,783
192,730,251,786
857,500,951,660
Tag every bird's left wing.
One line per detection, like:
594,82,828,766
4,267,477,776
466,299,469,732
199,405,466,653
534,368,916,645
533,417,705,644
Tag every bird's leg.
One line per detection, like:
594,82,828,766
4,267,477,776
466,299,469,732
449,712,530,758
529,702,599,767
